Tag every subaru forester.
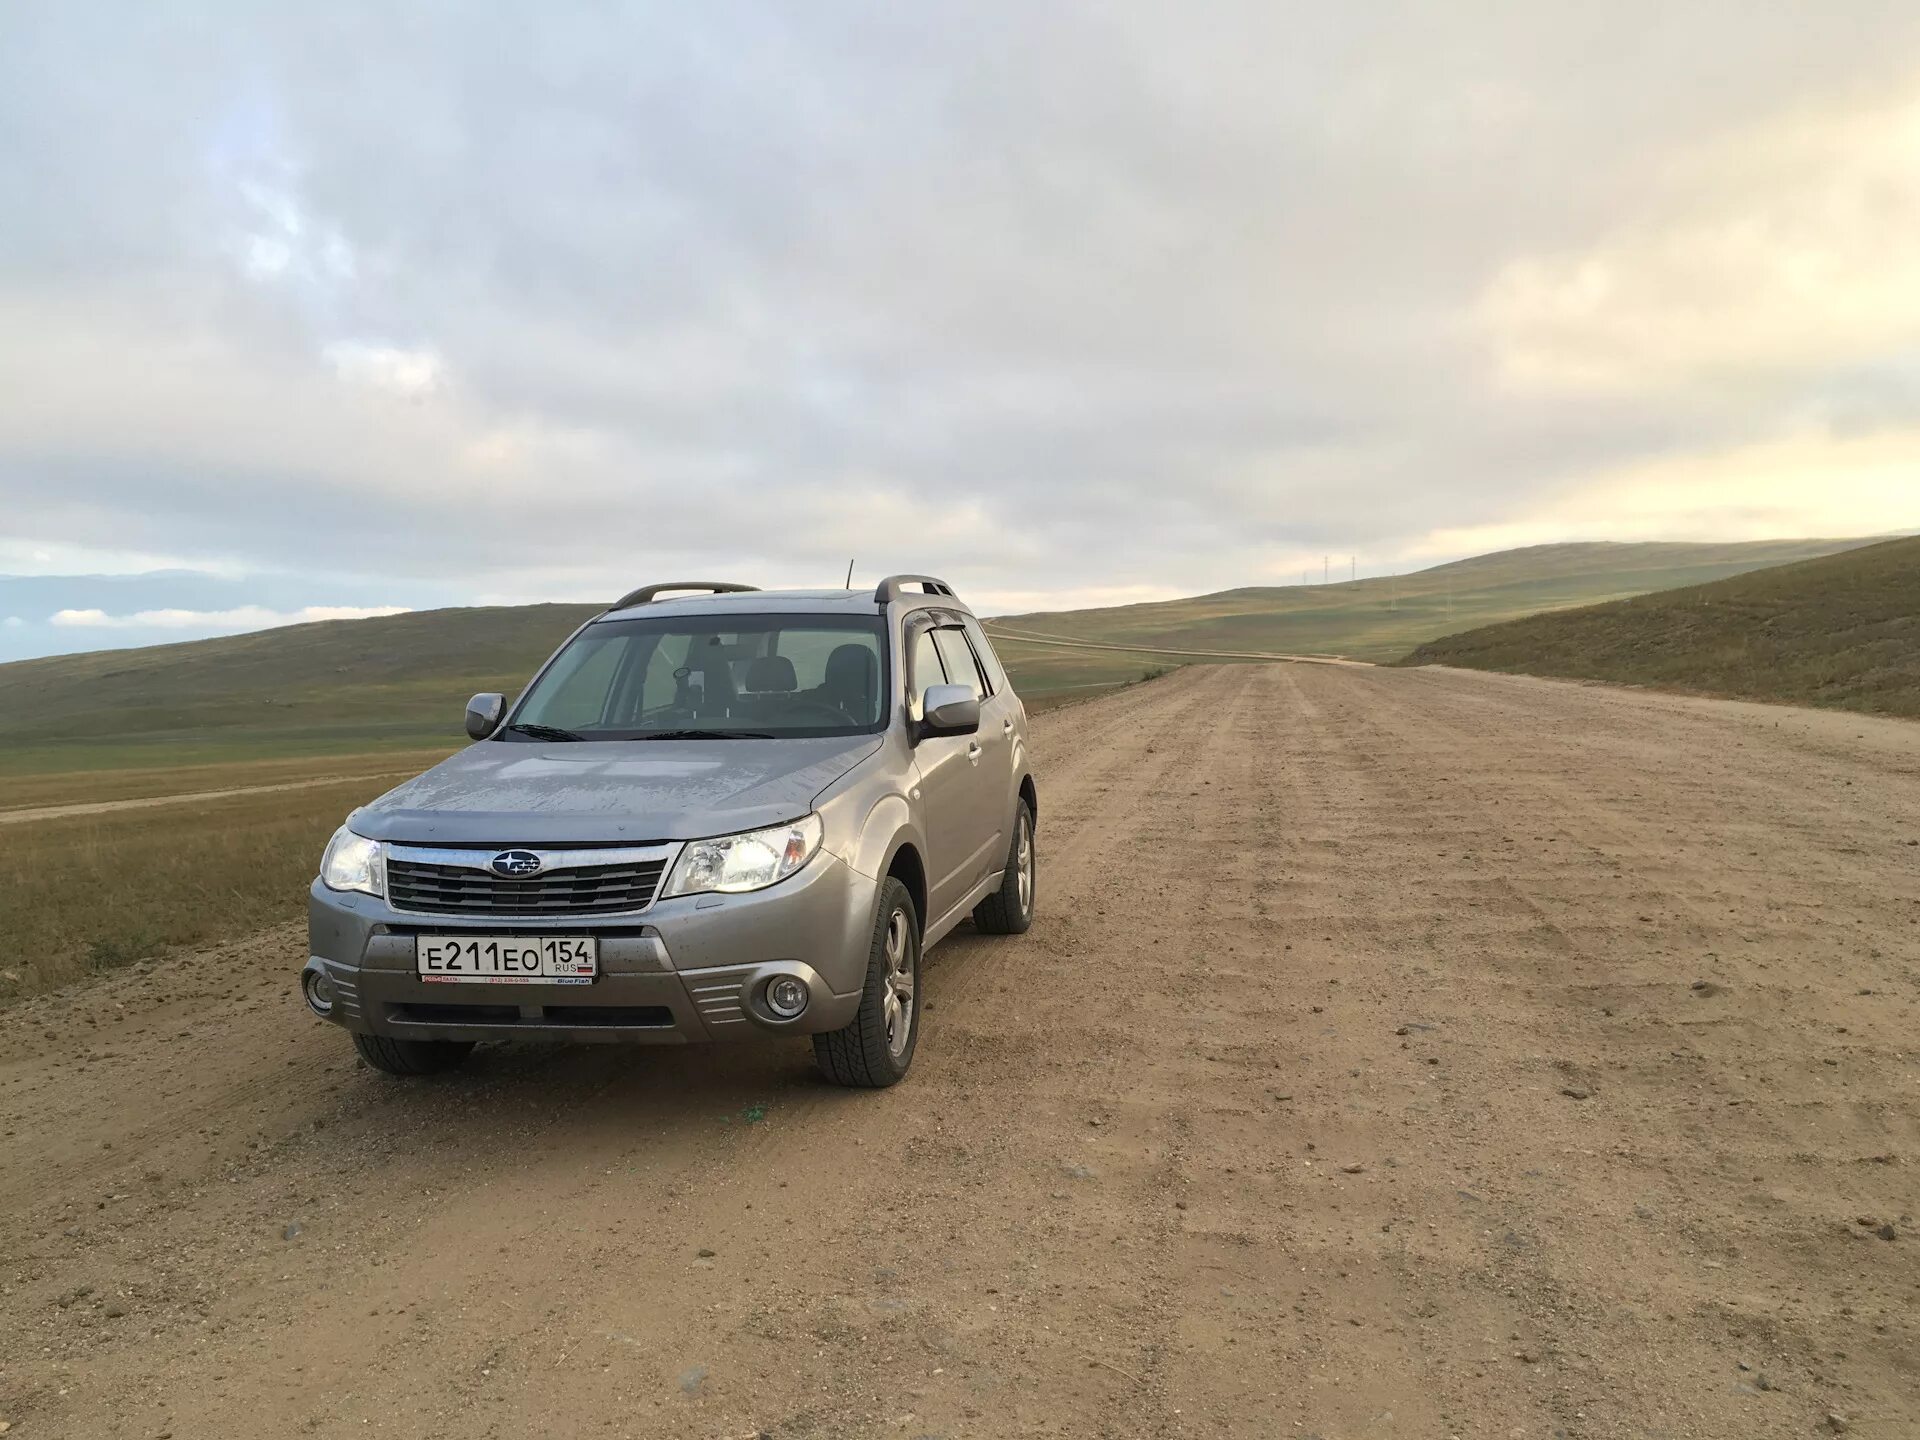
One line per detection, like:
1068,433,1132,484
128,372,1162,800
304,576,1036,1088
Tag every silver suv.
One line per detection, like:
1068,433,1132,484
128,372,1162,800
304,576,1036,1088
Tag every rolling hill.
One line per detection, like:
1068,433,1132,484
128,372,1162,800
0,604,599,773
0,537,1883,775
1399,535,1920,718
981,537,1880,695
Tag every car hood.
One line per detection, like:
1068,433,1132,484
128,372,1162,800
350,736,883,845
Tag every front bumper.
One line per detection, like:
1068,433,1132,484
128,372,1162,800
305,851,876,1046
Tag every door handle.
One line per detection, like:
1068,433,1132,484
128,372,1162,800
967,741,982,764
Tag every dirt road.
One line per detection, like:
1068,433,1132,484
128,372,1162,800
3,664,1916,1439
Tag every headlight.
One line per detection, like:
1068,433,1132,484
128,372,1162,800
320,826,386,898
662,814,823,898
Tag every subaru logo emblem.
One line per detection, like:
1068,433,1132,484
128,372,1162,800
490,849,544,879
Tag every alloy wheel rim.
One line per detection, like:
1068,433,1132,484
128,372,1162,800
881,906,915,1059
1016,814,1034,915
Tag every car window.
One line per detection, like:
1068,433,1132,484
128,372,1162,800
509,614,888,738
635,631,693,714
932,627,986,701
516,632,632,730
959,615,1008,694
908,628,946,719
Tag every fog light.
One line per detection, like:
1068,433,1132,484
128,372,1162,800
765,976,809,1019
303,969,337,1017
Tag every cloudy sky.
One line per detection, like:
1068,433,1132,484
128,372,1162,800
4,2,1920,662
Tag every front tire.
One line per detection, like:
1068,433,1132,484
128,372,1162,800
351,1032,475,1077
814,877,921,1088
972,799,1035,935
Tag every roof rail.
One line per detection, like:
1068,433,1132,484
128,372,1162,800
873,574,958,606
607,581,759,611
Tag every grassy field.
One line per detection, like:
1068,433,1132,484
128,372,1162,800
1399,535,1920,717
0,771,404,1001
0,603,597,777
0,748,451,812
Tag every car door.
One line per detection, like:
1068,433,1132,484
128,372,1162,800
908,621,991,927
959,610,1021,792
960,613,1023,807
931,622,1009,889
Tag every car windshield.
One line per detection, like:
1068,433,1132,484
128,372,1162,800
501,612,889,740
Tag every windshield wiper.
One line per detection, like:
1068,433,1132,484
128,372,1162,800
503,722,588,743
631,728,776,741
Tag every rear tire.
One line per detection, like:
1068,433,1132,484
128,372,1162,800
351,1032,475,1077
972,800,1035,935
814,877,921,1089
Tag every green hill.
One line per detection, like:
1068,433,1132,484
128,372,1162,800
0,537,1884,776
0,604,599,773
982,538,1879,695
1398,535,1920,718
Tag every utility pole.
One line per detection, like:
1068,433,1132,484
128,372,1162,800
1350,556,1356,583
1323,556,1329,585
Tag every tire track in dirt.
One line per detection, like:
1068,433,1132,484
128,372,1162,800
1290,666,1920,1433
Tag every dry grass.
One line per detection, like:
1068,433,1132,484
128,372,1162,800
0,748,450,812
1400,534,1920,718
0,777,397,1003
988,537,1879,676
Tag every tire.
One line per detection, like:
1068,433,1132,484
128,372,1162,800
814,877,921,1089
351,1032,475,1077
972,799,1035,935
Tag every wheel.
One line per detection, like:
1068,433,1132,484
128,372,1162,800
814,877,921,1088
972,799,1035,935
351,1032,475,1077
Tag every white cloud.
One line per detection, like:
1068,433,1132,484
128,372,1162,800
0,538,253,578
1483,83,1920,393
241,234,294,280
324,341,446,399
1406,425,1920,560
228,176,357,287
7,2,1920,644
2,616,23,628
50,604,410,630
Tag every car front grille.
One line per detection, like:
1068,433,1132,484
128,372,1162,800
386,847,670,917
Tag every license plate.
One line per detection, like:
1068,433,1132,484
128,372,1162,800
415,935,598,984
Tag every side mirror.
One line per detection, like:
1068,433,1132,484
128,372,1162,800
465,692,506,740
918,683,980,739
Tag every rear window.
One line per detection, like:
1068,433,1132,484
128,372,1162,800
960,615,1008,693
932,627,987,700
